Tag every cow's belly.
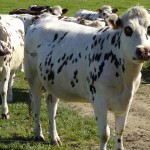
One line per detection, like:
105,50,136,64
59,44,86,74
41,79,90,103
48,89,89,103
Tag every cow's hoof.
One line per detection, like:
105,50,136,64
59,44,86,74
1,113,10,119
34,136,45,142
50,139,62,146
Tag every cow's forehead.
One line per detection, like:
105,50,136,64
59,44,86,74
121,6,150,27
123,18,150,29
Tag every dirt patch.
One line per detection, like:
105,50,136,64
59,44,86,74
63,68,150,150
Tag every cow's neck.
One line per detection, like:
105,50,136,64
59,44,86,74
123,61,143,94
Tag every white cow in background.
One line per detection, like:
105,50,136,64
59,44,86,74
24,6,150,150
58,13,119,28
0,16,24,119
75,5,118,20
9,5,119,30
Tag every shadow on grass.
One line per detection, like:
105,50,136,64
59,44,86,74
0,88,30,106
0,134,50,145
12,88,29,104
141,68,150,84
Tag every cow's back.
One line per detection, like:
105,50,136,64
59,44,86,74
75,9,100,20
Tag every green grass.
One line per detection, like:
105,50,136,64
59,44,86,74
1,0,150,15
0,0,150,149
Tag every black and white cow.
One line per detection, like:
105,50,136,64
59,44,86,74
3,14,40,73
28,4,50,11
29,5,68,16
75,5,118,21
0,15,24,119
9,5,68,17
24,6,150,149
58,14,119,29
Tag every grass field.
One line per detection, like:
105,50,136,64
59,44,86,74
0,0,150,15
0,0,150,150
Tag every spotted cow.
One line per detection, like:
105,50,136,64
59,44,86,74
75,5,118,21
9,8,118,29
24,6,150,150
29,5,68,16
9,5,68,17
2,14,39,73
58,15,118,28
28,4,50,11
0,15,24,119
67,17,106,28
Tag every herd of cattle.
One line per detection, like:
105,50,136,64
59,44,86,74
0,4,150,150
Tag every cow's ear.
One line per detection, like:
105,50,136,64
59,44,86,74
106,14,122,29
49,8,53,14
0,41,11,56
62,8,68,15
115,17,122,29
97,8,102,13
112,8,118,13
33,16,40,20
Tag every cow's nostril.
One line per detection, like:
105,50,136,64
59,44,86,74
136,47,150,60
144,48,150,55
136,48,142,56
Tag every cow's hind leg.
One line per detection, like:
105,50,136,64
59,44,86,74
18,60,24,72
46,94,61,145
28,77,44,141
7,72,15,102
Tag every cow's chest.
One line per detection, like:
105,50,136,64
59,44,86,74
92,69,133,114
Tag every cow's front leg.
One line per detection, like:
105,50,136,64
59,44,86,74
92,97,110,150
46,94,61,145
114,111,129,150
1,67,10,119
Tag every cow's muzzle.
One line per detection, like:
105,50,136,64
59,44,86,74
135,46,150,61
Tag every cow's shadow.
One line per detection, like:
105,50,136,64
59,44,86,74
12,88,29,103
0,88,30,105
141,67,150,84
0,134,50,149
0,135,33,143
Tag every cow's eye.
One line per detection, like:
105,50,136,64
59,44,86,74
103,13,106,16
147,26,150,36
124,26,133,37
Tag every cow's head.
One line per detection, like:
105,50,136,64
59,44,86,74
49,5,68,16
110,6,150,63
104,13,119,28
97,5,118,19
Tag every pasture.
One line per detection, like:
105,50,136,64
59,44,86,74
0,0,150,150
